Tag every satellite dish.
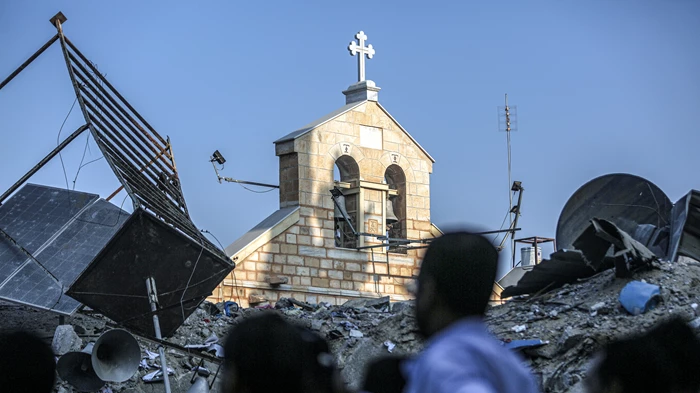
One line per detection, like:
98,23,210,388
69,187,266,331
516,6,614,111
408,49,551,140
556,173,672,252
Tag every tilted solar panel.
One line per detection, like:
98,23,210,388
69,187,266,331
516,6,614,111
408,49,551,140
0,184,129,314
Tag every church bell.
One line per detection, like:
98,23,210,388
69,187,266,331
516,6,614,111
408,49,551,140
334,194,351,221
386,196,399,225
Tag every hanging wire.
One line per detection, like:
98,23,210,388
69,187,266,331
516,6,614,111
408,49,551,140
180,241,205,323
57,97,79,189
72,132,103,190
236,183,277,194
201,229,240,306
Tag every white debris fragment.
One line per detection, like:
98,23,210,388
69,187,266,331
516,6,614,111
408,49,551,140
349,329,364,338
144,349,159,360
590,302,606,311
512,325,527,333
208,343,225,358
690,317,700,330
383,340,396,353
691,303,698,310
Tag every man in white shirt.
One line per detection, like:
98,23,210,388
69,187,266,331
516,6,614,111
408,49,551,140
403,231,541,393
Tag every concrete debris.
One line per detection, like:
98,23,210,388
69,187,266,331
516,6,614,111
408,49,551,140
248,294,268,304
342,296,391,310
52,325,83,356
512,324,528,333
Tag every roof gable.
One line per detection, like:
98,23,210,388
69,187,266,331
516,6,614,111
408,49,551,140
273,100,434,163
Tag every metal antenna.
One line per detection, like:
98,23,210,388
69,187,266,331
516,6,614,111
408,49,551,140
498,94,519,256
498,94,518,215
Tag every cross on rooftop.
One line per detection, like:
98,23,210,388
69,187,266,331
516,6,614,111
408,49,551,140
348,31,375,82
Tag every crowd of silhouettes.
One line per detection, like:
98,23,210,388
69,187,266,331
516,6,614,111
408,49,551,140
2,230,700,393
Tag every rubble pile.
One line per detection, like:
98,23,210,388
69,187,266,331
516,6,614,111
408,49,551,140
488,257,700,393
3,256,699,393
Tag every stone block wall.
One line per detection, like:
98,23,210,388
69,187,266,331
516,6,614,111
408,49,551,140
209,101,436,307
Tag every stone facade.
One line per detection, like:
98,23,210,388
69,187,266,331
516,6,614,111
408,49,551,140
209,96,437,308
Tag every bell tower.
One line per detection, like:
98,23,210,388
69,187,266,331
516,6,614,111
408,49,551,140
214,30,436,307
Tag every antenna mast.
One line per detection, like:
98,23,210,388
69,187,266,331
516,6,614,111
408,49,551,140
497,94,520,260
505,94,513,216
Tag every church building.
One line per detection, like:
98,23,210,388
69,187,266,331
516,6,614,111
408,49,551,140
209,32,441,307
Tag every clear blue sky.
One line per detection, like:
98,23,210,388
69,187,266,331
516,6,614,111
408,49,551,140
1,1,699,278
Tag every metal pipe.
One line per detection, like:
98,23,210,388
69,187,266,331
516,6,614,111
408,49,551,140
69,60,175,172
53,17,139,209
105,143,170,202
219,176,279,189
355,228,522,250
0,34,58,91
0,124,89,205
65,37,169,147
146,277,172,393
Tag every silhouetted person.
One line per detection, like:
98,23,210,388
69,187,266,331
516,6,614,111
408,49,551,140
403,231,540,393
0,330,56,393
221,311,344,393
585,316,700,393
295,324,346,393
361,355,408,393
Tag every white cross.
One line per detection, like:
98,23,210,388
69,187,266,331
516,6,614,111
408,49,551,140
348,31,375,82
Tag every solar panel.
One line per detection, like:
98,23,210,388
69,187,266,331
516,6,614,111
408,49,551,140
0,184,129,314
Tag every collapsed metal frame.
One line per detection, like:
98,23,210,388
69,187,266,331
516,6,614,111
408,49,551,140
0,12,226,261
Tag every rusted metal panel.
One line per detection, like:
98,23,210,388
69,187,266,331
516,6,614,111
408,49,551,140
668,190,700,262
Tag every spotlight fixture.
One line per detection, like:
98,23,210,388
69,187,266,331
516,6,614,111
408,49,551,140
211,150,226,165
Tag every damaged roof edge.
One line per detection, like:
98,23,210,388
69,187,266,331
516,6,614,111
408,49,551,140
224,206,300,261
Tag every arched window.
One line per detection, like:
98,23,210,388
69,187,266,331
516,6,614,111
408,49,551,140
334,156,359,248
384,164,406,253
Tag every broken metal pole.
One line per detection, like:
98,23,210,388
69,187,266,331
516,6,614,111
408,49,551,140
146,277,172,393
0,34,59,92
0,124,89,206
219,176,280,189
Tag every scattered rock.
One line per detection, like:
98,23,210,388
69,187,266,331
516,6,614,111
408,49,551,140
248,294,268,304
311,320,324,331
52,325,82,356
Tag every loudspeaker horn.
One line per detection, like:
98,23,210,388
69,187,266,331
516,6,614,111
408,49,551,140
91,328,141,382
57,343,105,392
187,376,211,393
